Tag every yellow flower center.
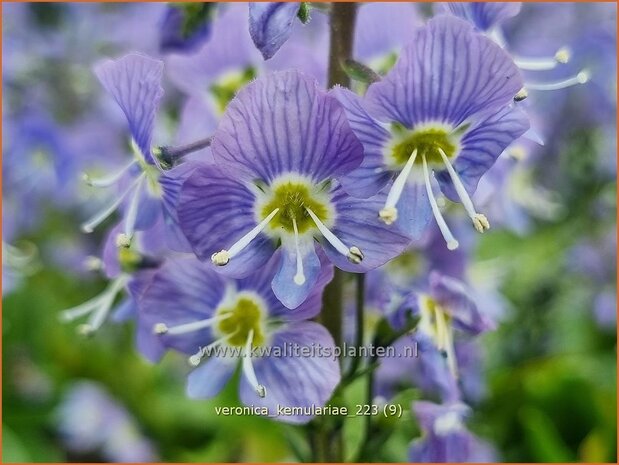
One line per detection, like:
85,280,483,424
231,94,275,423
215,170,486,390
216,295,267,347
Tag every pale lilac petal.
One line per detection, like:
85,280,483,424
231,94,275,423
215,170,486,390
94,53,164,163
187,357,236,399
238,322,340,424
212,70,363,184
249,2,300,60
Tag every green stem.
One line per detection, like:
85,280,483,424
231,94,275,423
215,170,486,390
313,2,357,462
347,273,365,377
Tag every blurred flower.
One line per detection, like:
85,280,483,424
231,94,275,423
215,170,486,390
177,70,409,309
56,381,157,462
159,3,217,54
409,401,496,462
334,16,528,249
134,253,339,424
249,2,302,60
82,53,198,250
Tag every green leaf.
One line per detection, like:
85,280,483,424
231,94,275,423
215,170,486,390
341,59,382,84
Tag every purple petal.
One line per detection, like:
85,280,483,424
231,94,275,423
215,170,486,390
159,161,202,252
272,237,321,309
136,257,226,357
177,163,275,278
331,86,392,198
430,271,494,334
322,186,411,272
437,2,521,31
94,53,164,164
435,105,530,201
238,248,334,321
249,2,300,60
159,5,214,54
238,322,340,424
211,70,363,184
187,357,236,399
365,16,523,128
394,180,433,241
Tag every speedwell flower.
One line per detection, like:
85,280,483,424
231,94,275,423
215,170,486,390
178,70,410,309
333,16,529,249
82,53,197,250
134,252,339,424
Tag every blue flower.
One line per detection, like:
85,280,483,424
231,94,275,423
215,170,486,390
333,16,529,249
436,2,521,32
389,271,494,379
82,53,197,250
409,401,496,462
249,2,302,60
134,252,339,424
177,70,410,309
57,381,157,462
159,3,216,54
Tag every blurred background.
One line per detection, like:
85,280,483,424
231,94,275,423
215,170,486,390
2,2,617,462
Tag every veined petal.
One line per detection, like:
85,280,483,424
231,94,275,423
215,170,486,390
249,2,301,60
159,161,201,252
394,179,433,241
177,164,275,278
94,53,164,163
238,248,333,321
437,2,522,31
435,105,530,201
323,186,411,272
429,271,494,334
331,86,392,198
238,322,340,424
212,70,363,184
187,356,236,399
271,236,321,310
136,256,226,356
365,16,523,128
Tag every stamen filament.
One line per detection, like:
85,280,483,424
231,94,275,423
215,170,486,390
211,208,280,266
438,148,490,233
379,149,418,225
306,207,363,264
60,275,128,335
513,47,570,70
154,313,232,336
526,70,589,91
188,334,232,366
242,329,266,398
292,218,306,286
435,307,458,378
422,155,459,251
123,175,146,240
81,173,145,233
82,160,138,188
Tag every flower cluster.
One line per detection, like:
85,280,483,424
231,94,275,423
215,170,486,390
4,2,613,462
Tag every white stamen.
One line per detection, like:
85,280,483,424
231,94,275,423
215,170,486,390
292,218,306,286
81,173,145,233
435,307,458,378
153,314,231,336
60,275,128,334
305,207,364,264
82,160,137,188
211,208,280,266
422,155,459,251
438,148,490,233
379,149,418,225
526,70,590,91
242,329,266,398
513,47,571,70
188,335,231,366
115,233,131,248
123,175,145,240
